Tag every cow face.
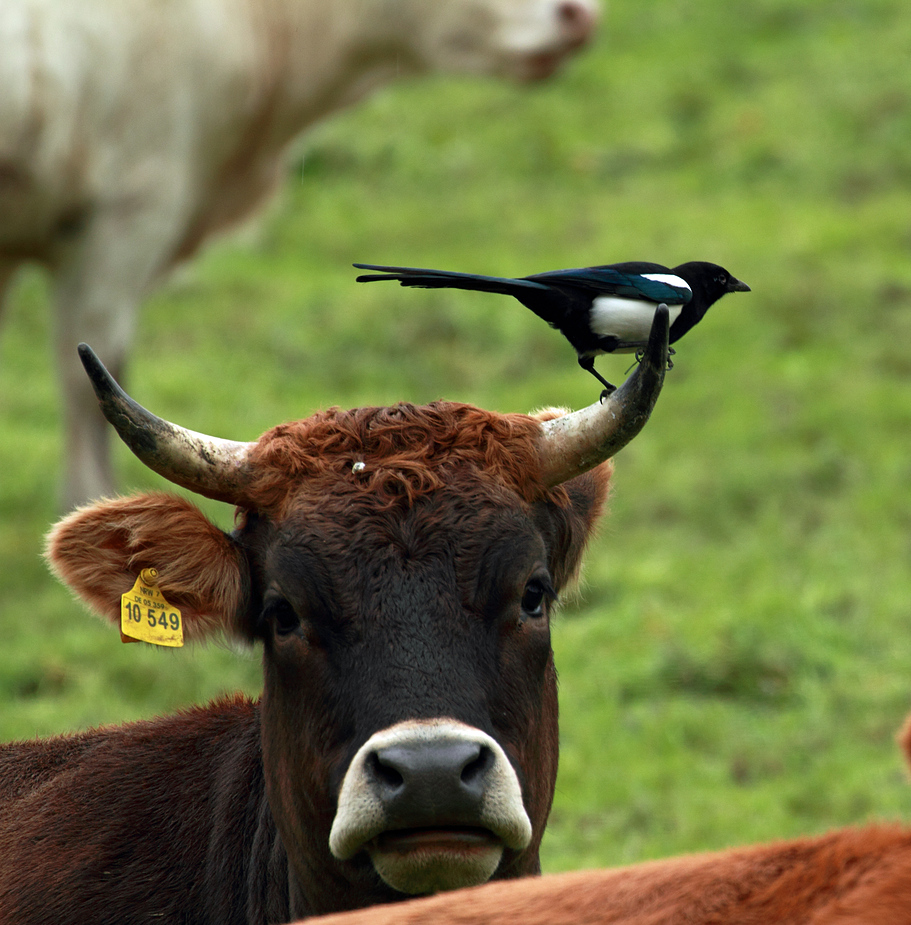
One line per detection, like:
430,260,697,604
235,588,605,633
246,469,608,900
404,0,600,81
47,410,609,906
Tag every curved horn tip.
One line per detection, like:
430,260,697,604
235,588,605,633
78,343,119,403
647,303,670,368
643,303,670,375
612,303,669,403
536,305,670,487
77,342,102,381
75,343,253,505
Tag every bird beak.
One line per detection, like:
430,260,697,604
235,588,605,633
727,278,751,292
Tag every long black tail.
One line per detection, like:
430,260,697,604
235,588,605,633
354,263,550,298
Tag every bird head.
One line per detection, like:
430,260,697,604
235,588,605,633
676,262,750,308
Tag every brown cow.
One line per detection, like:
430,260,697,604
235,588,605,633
0,313,668,922
302,823,911,924
0,0,599,509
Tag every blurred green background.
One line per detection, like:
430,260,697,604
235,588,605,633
2,0,910,873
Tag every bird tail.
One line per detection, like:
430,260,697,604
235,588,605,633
354,263,550,298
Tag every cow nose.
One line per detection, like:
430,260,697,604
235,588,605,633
557,1,597,45
330,720,532,865
368,740,495,822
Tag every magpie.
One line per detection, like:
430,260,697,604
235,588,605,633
354,260,750,395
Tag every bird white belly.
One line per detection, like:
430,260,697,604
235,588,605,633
589,297,684,342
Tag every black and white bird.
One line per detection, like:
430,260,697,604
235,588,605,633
354,260,750,395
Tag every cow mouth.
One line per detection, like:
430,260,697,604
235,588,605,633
511,30,592,82
513,50,566,81
374,826,501,855
367,826,505,895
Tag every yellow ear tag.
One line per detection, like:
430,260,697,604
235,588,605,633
120,568,184,647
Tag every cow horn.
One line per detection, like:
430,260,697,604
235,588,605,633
537,304,669,488
78,344,254,504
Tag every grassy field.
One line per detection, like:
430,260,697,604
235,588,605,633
2,0,911,875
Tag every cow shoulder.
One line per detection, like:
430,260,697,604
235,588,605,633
0,697,269,924
45,492,249,641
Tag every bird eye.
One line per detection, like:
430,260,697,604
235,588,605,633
520,577,556,620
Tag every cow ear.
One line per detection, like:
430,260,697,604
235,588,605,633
45,492,248,643
540,461,613,592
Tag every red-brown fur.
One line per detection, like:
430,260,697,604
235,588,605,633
2,402,613,923
243,402,556,516
0,698,272,923
299,823,911,924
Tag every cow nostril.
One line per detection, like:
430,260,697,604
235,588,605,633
460,745,494,787
367,751,405,794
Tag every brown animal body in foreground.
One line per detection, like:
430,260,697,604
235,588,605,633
304,823,911,925
0,0,599,509
0,316,667,922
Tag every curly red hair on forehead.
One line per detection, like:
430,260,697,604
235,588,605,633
242,401,555,515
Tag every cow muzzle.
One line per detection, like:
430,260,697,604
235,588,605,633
330,719,532,895
501,0,599,82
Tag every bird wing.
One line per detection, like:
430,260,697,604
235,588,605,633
528,266,693,304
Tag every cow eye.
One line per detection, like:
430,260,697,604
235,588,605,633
520,576,555,620
264,597,301,637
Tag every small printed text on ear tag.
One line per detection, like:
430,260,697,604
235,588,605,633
120,568,184,647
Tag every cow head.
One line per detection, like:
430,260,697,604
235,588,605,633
381,0,600,82
46,311,667,911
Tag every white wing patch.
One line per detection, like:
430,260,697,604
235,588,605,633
641,273,691,293
589,297,684,342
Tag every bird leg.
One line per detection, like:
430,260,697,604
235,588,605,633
578,356,616,401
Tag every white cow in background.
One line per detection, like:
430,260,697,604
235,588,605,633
0,0,598,508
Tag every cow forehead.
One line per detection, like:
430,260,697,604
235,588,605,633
261,488,549,598
240,401,549,516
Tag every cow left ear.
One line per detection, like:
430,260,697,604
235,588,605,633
45,492,249,643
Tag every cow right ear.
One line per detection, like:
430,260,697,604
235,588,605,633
45,492,249,643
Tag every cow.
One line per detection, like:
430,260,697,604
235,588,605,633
0,312,667,923
0,0,599,510
299,822,911,925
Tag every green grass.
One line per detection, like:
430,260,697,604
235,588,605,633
2,0,911,875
